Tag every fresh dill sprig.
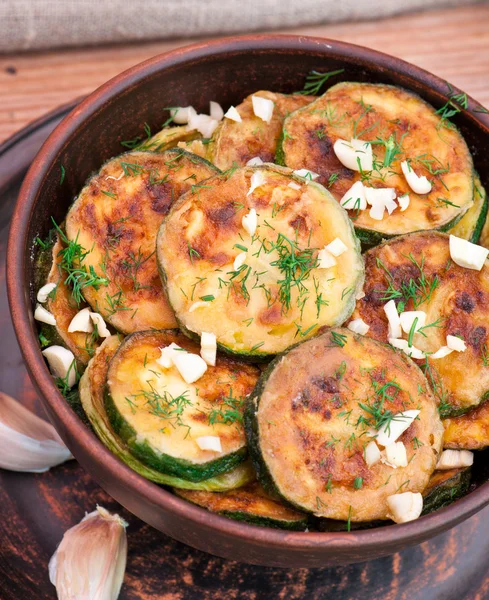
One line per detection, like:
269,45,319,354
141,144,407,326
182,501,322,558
296,69,345,96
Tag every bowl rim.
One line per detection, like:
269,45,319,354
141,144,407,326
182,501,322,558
7,33,489,552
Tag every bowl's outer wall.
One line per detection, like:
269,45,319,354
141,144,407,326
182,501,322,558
8,36,489,567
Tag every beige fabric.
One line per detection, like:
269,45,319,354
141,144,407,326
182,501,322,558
0,0,483,53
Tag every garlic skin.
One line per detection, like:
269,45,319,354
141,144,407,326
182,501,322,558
49,506,128,600
0,392,72,473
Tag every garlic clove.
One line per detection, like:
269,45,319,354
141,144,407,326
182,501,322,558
35,304,57,326
384,300,401,339
317,248,337,269
387,492,423,523
340,181,367,210
449,234,489,271
242,208,258,236
233,252,247,271
288,181,301,190
49,505,128,600
446,335,467,352
325,237,348,257
196,436,222,452
430,345,453,359
171,106,196,124
384,441,408,468
156,343,183,369
172,351,208,384
247,172,266,197
436,449,473,470
375,409,420,447
398,194,410,211
251,95,274,124
68,307,93,333
0,392,72,473
200,331,217,367
388,338,425,360
365,440,381,467
246,157,264,166
292,169,320,181
399,310,427,334
224,106,242,122
37,282,57,303
42,346,77,387
348,318,370,335
401,161,432,194
89,312,111,338
333,138,373,171
209,101,224,121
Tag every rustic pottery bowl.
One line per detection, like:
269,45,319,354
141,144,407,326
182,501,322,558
7,35,489,568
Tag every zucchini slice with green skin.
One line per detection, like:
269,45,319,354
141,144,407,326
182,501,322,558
157,164,364,359
105,329,260,482
350,231,489,417
422,467,471,514
449,174,488,243
174,482,309,530
278,82,474,245
443,401,489,449
244,328,443,522
208,91,315,170
80,335,255,490
65,149,219,335
35,231,99,366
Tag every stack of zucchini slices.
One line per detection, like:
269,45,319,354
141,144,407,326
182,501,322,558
35,75,488,531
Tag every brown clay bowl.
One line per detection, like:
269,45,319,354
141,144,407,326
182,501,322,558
7,35,489,568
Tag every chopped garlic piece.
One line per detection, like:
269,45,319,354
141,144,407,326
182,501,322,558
34,304,57,326
333,138,373,171
376,410,420,447
247,172,266,197
187,112,218,138
288,182,301,190
173,351,208,384
89,312,111,338
42,346,76,387
387,492,423,524
292,169,319,181
365,440,381,467
325,237,348,257
348,318,370,335
384,442,408,468
209,101,224,121
384,300,401,339
365,187,397,219
224,106,242,122
430,346,453,359
398,194,410,211
449,234,489,271
356,290,366,300
200,331,217,366
388,338,425,360
246,157,264,166
401,160,432,194
446,335,466,352
317,248,337,269
242,207,258,235
156,343,183,369
195,436,222,452
68,307,93,333
399,311,427,335
171,106,196,124
233,252,247,271
340,181,367,210
37,282,57,303
436,449,473,470
252,95,274,124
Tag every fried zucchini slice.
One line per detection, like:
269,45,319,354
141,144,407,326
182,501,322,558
144,125,202,152
208,91,315,169
35,231,99,366
65,149,219,334
351,231,489,416
443,401,489,449
174,482,309,530
157,165,364,359
422,467,471,514
278,82,474,245
449,174,488,243
244,328,443,522
105,329,260,482
80,335,254,490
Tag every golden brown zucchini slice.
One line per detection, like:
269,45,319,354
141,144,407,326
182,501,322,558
449,174,488,243
35,231,99,366
65,149,219,334
105,329,260,482
278,82,474,245
244,328,443,522
80,335,254,490
174,481,309,530
208,91,315,170
443,401,489,449
351,231,489,417
157,164,364,359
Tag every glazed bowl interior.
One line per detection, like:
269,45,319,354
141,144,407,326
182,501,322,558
7,35,489,568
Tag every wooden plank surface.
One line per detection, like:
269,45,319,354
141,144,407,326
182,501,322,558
1,4,489,144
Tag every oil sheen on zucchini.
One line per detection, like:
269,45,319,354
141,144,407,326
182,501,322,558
422,468,471,514
157,165,364,359
278,82,474,245
105,329,260,482
449,174,488,243
35,231,99,366
80,335,255,490
174,481,309,530
208,91,315,170
244,328,443,522
443,401,489,449
65,149,219,335
351,231,489,417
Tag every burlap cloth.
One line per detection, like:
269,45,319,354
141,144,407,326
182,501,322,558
0,0,482,53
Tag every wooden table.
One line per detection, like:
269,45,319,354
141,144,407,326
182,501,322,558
1,4,489,144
